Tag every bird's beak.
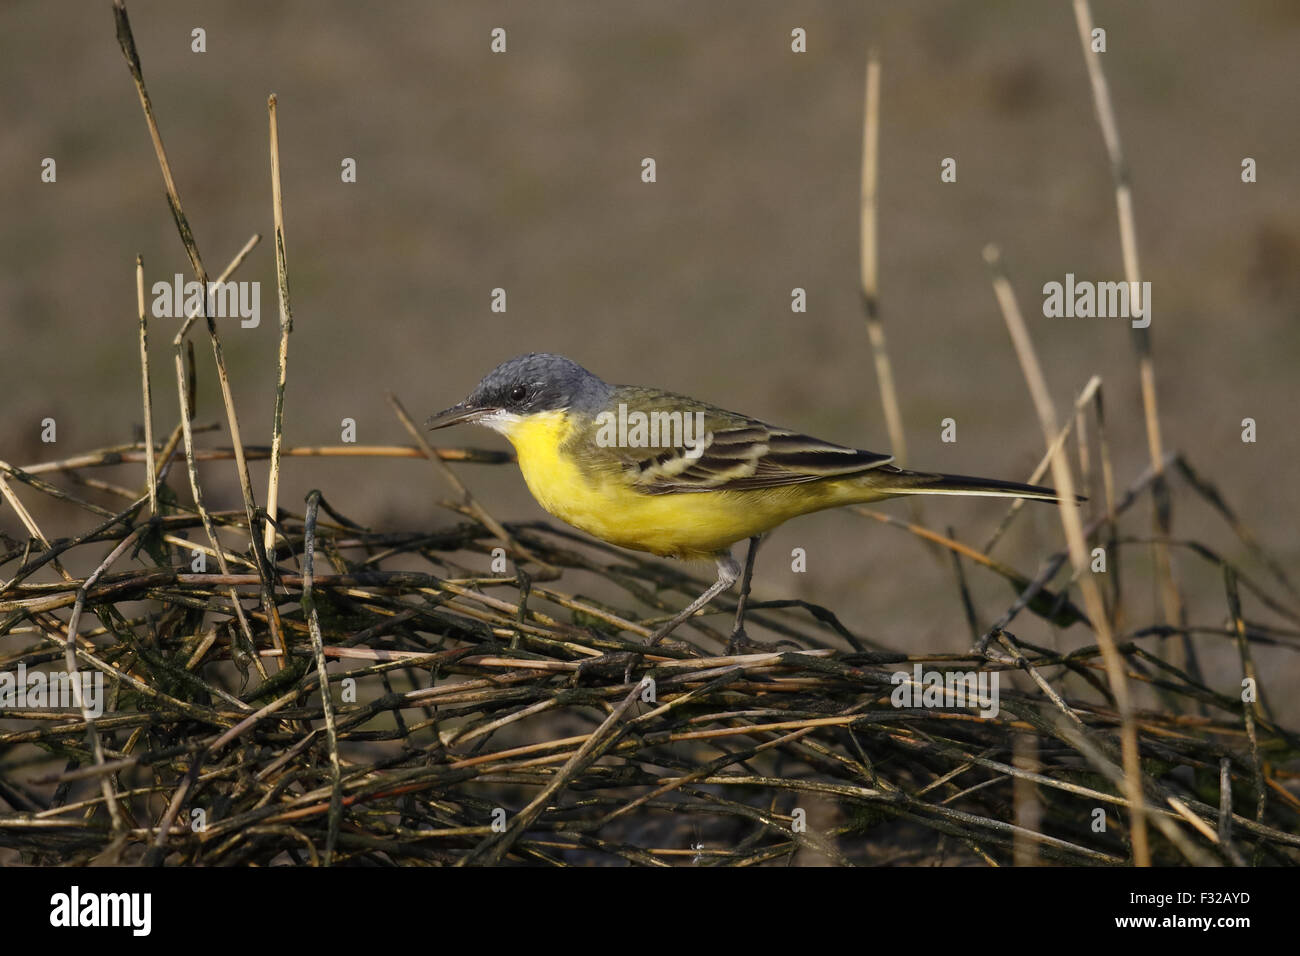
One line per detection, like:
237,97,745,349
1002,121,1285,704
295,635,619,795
424,402,491,431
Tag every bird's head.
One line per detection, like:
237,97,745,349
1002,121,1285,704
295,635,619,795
425,352,611,435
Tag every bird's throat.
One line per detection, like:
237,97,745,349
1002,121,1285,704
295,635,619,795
497,409,587,521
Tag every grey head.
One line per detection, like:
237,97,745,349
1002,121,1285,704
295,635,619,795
425,352,613,433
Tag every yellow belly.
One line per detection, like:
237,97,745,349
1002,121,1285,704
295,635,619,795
500,411,854,559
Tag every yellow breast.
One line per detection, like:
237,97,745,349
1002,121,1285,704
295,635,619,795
498,410,849,560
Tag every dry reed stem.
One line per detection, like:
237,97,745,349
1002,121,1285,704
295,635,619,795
19,442,510,477
135,255,157,516
983,243,1149,865
1070,0,1182,638
0,475,74,585
858,50,931,541
858,52,907,466
301,491,343,864
264,93,294,557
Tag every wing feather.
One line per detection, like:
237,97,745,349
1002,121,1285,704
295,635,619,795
587,385,892,495
629,423,891,494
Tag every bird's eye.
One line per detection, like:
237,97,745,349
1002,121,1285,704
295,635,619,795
509,385,527,403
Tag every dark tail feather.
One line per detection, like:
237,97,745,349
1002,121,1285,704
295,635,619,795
864,465,1084,503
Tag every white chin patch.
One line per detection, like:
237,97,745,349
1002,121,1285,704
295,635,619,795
477,409,522,435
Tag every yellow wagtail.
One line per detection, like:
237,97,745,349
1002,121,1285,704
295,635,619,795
427,353,1071,650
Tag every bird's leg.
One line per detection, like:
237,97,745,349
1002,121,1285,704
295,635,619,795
618,551,741,685
725,535,763,653
647,551,741,648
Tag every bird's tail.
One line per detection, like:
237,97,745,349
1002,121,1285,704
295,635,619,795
853,464,1077,503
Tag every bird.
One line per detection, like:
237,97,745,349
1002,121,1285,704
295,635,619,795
426,352,1072,655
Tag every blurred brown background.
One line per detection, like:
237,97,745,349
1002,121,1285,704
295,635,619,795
2,2,1298,714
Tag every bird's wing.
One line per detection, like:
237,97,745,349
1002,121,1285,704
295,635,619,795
594,388,893,495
